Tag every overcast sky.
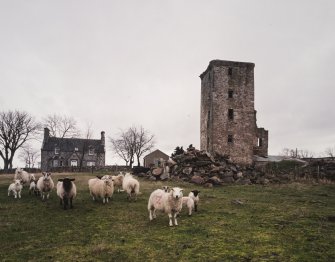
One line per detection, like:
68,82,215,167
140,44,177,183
0,0,334,167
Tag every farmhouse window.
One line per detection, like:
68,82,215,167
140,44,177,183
70,160,78,167
89,148,94,155
87,161,96,167
53,160,58,167
55,147,60,155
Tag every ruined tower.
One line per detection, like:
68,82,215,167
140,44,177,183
200,60,268,165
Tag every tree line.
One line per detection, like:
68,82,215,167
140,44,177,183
0,110,155,170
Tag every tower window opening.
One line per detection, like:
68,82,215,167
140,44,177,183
207,110,211,128
228,67,233,76
228,109,234,120
228,134,233,143
228,89,233,98
258,138,263,147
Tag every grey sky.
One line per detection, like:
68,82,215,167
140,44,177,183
0,0,334,166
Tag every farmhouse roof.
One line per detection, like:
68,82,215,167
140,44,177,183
143,149,169,159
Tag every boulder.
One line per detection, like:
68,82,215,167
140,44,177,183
190,175,205,185
152,168,163,176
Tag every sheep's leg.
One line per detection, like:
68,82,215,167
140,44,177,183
149,209,153,221
174,213,178,226
105,197,109,203
18,191,21,199
64,197,69,210
168,213,173,227
8,190,10,197
195,204,198,212
70,197,73,209
14,191,17,199
103,197,106,204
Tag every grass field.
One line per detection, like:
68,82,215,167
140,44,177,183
1,173,335,262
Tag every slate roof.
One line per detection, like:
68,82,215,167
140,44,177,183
42,137,105,153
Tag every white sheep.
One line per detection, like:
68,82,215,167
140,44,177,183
189,190,200,212
36,172,55,201
182,196,195,216
57,178,77,209
122,173,140,201
88,176,114,204
148,187,183,226
14,168,36,186
8,179,23,199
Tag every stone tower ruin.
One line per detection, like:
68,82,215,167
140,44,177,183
200,60,268,165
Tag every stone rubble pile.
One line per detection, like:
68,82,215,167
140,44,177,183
136,147,335,186
140,147,271,186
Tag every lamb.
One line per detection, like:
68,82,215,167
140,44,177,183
36,172,55,201
8,179,23,199
14,168,36,186
111,173,124,193
148,187,183,226
29,179,37,195
189,190,200,212
122,173,140,201
182,196,195,216
88,176,114,204
162,186,170,192
57,178,77,209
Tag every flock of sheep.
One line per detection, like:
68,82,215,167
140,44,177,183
7,168,200,226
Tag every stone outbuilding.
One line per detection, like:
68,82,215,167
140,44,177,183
143,149,169,168
200,59,268,165
41,128,105,171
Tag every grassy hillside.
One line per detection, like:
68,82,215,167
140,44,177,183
0,173,335,261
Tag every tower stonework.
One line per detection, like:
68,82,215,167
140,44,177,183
200,60,268,165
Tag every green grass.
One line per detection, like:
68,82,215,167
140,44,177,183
1,173,335,261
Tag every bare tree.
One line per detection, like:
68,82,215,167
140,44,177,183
132,126,155,166
324,146,335,160
0,110,40,170
43,114,80,138
110,129,135,167
110,126,155,167
298,149,314,159
19,144,40,168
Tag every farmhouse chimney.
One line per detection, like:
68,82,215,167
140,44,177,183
101,131,105,146
44,128,50,142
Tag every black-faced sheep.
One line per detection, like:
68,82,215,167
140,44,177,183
36,172,55,201
57,178,77,209
8,179,23,199
148,187,183,226
189,190,200,212
88,176,114,204
122,173,140,201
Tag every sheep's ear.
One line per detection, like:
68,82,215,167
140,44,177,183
96,176,102,179
171,188,174,192
180,189,183,192
58,179,64,182
70,179,75,181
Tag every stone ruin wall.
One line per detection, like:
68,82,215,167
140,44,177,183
200,60,268,165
